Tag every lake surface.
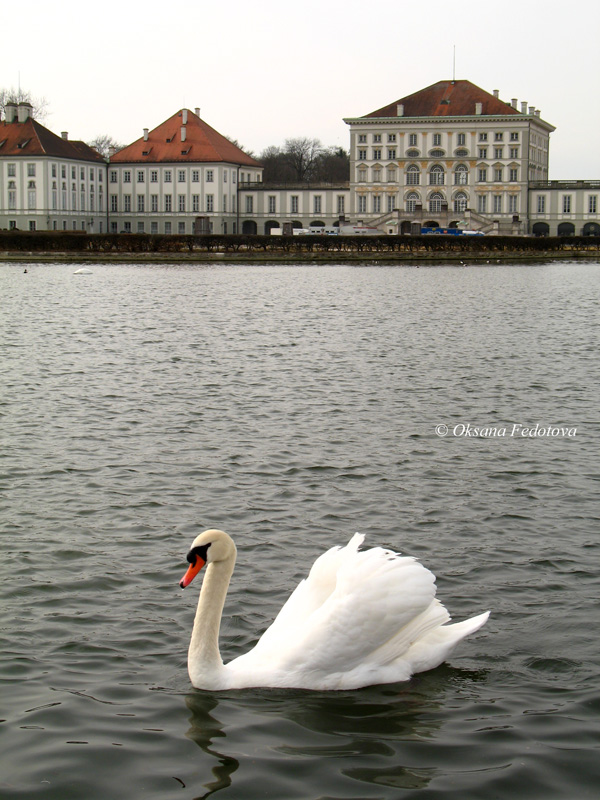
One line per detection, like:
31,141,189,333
1,260,599,799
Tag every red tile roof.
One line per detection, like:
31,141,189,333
362,80,521,119
0,117,105,161
110,109,261,167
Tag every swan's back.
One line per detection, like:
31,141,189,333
224,534,489,689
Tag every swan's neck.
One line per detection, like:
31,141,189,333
188,556,235,687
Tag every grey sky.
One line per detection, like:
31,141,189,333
4,0,599,179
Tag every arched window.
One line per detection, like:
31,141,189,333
405,192,420,212
454,192,468,213
454,165,468,185
406,165,420,185
429,165,445,186
429,192,444,213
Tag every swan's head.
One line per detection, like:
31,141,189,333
179,529,236,589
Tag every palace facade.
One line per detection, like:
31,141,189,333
1,82,599,236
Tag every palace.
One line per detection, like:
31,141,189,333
1,81,599,236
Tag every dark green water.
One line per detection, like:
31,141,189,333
1,261,599,799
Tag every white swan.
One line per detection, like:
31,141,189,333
180,529,489,691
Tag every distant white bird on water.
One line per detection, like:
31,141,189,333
73,268,93,275
180,530,489,691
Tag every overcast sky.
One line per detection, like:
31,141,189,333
3,0,599,180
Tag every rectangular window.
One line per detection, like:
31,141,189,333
223,171,228,183
178,170,186,182
27,163,36,177
52,164,57,177
123,222,131,233
245,195,253,213
164,170,172,183
111,195,118,212
372,148,382,160
151,221,158,234
192,170,199,182
110,170,117,183
313,195,322,214
478,168,488,182
192,195,200,212
493,195,502,213
562,195,571,213
510,132,519,141
80,168,85,181
268,195,276,214
479,133,488,141
432,133,441,146
457,133,466,146
478,195,487,213
206,170,214,182
508,195,518,213
165,222,172,234
358,149,367,160
387,148,396,160
207,194,214,212
589,195,598,214
387,133,396,142
124,195,131,212
373,134,381,143
337,195,345,214
494,168,503,182
137,195,145,212
164,194,172,212
28,189,36,210
178,222,186,234
495,132,504,141
358,195,367,213
137,171,144,182
110,221,118,233
151,194,158,212
494,148,503,159
123,170,131,183
72,167,76,179
8,163,16,176
178,195,186,212
509,168,518,182
29,220,36,231
409,133,418,146
291,195,298,214
137,222,145,233
479,148,488,159
537,195,546,213
358,134,367,143
510,147,519,159
223,195,227,212
387,195,396,212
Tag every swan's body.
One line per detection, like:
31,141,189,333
180,530,489,691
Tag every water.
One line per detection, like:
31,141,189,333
1,261,599,799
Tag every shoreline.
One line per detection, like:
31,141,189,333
2,249,599,265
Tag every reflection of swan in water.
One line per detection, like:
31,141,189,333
183,666,487,795
180,530,489,690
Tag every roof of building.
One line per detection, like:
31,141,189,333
110,109,261,167
360,80,522,119
0,117,105,162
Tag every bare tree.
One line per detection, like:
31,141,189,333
259,140,349,183
88,134,125,158
0,87,49,120
283,137,324,182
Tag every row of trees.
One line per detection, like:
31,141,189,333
2,87,349,181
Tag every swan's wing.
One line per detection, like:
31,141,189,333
228,535,443,681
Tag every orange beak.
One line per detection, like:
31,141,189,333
179,556,206,588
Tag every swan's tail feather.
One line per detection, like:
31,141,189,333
405,610,490,675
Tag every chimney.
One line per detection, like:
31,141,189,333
181,127,187,143
475,102,483,115
493,89,499,98
521,101,528,113
397,104,404,117
182,109,188,125
5,102,18,123
108,145,118,157
511,98,518,109
535,109,541,117
143,128,149,141
195,107,200,117
528,106,535,116
17,102,33,123
61,131,69,140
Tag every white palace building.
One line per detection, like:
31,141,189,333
1,81,599,237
